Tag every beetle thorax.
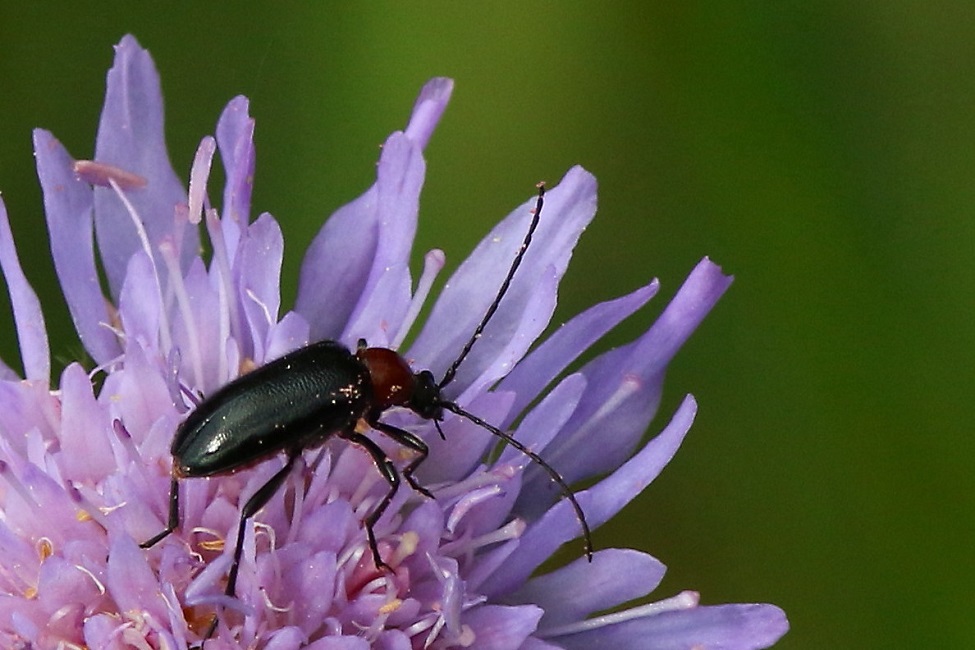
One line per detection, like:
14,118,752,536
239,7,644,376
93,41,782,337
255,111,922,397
357,347,417,411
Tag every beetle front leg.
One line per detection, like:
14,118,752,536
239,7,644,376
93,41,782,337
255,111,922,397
141,476,180,548
370,419,434,499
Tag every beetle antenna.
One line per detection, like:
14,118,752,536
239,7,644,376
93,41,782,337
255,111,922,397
439,400,593,560
438,183,545,390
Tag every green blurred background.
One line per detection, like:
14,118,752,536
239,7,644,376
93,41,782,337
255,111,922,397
1,4,970,647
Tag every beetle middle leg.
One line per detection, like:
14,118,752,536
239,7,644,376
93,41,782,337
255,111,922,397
370,419,434,499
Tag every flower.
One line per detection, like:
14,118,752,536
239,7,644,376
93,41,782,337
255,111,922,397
0,34,788,649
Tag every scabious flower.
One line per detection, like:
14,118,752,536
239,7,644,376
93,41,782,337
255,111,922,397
0,34,787,649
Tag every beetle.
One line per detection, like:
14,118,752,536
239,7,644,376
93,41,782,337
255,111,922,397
140,184,592,639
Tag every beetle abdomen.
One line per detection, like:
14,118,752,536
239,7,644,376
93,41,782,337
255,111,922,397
172,341,371,477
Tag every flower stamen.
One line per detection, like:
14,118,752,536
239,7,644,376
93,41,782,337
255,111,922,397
539,590,701,638
392,248,445,349
159,240,204,389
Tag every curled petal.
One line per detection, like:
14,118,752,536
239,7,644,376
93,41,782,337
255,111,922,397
404,77,453,150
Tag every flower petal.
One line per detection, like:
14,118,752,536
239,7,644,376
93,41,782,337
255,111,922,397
216,95,256,258
510,548,666,628
305,636,370,650
32,129,120,365
59,363,115,482
118,250,163,350
93,35,193,297
296,79,451,343
237,212,285,362
341,132,425,347
549,600,789,650
0,198,49,382
464,604,543,650
404,77,453,150
105,535,170,624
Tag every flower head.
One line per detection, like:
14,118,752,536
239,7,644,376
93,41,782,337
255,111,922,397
0,35,788,649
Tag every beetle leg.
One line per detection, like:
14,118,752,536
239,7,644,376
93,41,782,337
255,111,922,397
226,453,299,597
341,430,399,571
140,476,180,548
370,419,434,499
202,452,300,643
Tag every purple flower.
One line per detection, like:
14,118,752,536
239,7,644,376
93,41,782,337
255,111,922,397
0,34,788,649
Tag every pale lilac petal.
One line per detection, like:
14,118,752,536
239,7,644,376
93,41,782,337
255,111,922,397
0,381,57,460
102,340,176,445
409,166,597,397
481,395,696,598
105,536,170,624
305,636,370,650
497,279,659,419
216,95,256,257
510,549,666,627
551,601,789,650
295,181,379,341
265,310,311,361
415,390,514,484
297,80,450,343
498,372,586,467
376,630,412,650
36,555,100,628
263,627,306,649
460,265,560,402
81,615,119,647
93,35,192,296
118,251,162,349
33,129,120,365
236,212,284,362
0,198,49,381
59,363,115,482
520,638,563,650
169,257,226,392
404,77,453,150
341,131,425,347
464,604,543,650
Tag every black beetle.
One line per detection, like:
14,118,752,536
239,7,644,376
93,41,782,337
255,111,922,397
140,184,592,640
